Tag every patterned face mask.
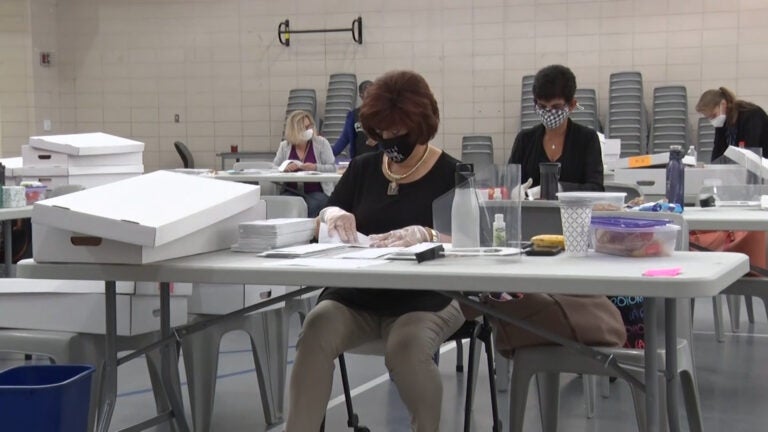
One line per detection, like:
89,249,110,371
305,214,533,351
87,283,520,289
535,104,570,129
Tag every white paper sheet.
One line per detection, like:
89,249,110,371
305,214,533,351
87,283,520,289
278,159,302,172
335,247,402,259
269,258,388,269
258,243,346,258
318,223,370,246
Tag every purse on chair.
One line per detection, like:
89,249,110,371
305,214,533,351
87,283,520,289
689,230,767,274
482,294,627,358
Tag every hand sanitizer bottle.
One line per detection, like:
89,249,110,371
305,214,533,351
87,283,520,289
492,213,506,247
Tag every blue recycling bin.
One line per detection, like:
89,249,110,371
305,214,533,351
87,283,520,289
0,364,95,432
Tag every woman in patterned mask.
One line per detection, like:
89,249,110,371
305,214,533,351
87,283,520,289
696,87,768,162
508,64,604,192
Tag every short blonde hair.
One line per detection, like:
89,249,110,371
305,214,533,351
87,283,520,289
284,110,315,144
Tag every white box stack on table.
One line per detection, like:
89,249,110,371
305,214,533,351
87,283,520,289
0,279,193,335
0,157,23,186
20,132,145,189
232,218,315,252
32,170,265,264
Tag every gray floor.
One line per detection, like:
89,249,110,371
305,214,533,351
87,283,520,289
2,297,768,431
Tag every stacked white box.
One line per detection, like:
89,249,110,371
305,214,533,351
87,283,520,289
0,279,193,335
23,132,146,188
32,171,264,264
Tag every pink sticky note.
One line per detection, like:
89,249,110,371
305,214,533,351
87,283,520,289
642,267,682,277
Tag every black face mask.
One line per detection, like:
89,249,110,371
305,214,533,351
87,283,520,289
380,134,415,163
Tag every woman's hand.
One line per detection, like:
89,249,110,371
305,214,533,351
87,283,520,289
369,225,430,248
319,207,358,243
300,162,317,171
284,162,300,172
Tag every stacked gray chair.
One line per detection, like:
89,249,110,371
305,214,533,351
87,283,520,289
284,89,317,137
607,71,648,157
320,73,357,145
697,117,716,163
520,74,539,130
650,85,689,154
572,88,601,131
461,136,494,186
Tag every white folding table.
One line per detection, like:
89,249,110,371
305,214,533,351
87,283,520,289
17,250,749,432
213,171,342,184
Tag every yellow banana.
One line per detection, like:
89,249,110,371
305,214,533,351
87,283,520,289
530,234,565,248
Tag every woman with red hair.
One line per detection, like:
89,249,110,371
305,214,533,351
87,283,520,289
285,70,465,432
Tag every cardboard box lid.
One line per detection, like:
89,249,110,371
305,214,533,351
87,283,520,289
724,146,768,178
29,132,145,156
32,171,260,247
15,164,145,176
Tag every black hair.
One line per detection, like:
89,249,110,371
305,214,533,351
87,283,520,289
358,80,373,96
532,65,577,103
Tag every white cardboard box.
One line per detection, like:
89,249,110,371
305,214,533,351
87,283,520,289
606,152,696,170
189,283,288,315
724,146,768,179
33,202,266,264
0,293,187,335
0,278,189,335
22,145,143,167
0,157,23,186
612,165,748,196
32,171,261,247
18,164,144,189
29,132,145,156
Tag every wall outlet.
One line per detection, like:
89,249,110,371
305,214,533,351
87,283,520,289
43,119,51,131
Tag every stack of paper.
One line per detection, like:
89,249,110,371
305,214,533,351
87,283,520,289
232,218,316,252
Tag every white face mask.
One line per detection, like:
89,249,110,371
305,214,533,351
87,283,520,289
300,128,314,141
710,115,726,128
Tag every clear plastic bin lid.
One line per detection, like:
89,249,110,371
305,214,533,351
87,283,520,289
590,216,671,229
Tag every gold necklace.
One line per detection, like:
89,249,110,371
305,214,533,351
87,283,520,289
383,146,431,195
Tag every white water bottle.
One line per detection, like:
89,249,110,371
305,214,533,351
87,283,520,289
451,163,480,248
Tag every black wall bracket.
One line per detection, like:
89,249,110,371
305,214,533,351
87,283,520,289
278,16,363,47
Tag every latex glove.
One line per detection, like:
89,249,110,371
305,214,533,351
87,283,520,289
284,161,300,172
510,178,534,201
299,162,317,171
318,206,358,243
369,225,430,248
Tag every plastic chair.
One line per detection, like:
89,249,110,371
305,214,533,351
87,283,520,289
49,184,85,198
321,317,501,432
174,141,194,169
603,181,642,202
508,211,703,432
180,196,311,431
0,330,180,432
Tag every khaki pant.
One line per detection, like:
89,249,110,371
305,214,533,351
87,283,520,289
286,299,465,432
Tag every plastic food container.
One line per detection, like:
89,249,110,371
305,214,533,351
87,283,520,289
590,217,680,257
557,191,626,211
25,187,47,204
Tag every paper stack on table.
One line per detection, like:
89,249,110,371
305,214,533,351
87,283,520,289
232,217,316,252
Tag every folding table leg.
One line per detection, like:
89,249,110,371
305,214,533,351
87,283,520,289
160,282,191,432
665,299,681,432
644,298,660,432
96,281,118,432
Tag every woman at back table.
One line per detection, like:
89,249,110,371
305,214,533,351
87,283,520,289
508,64,604,192
696,87,768,162
272,110,336,217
